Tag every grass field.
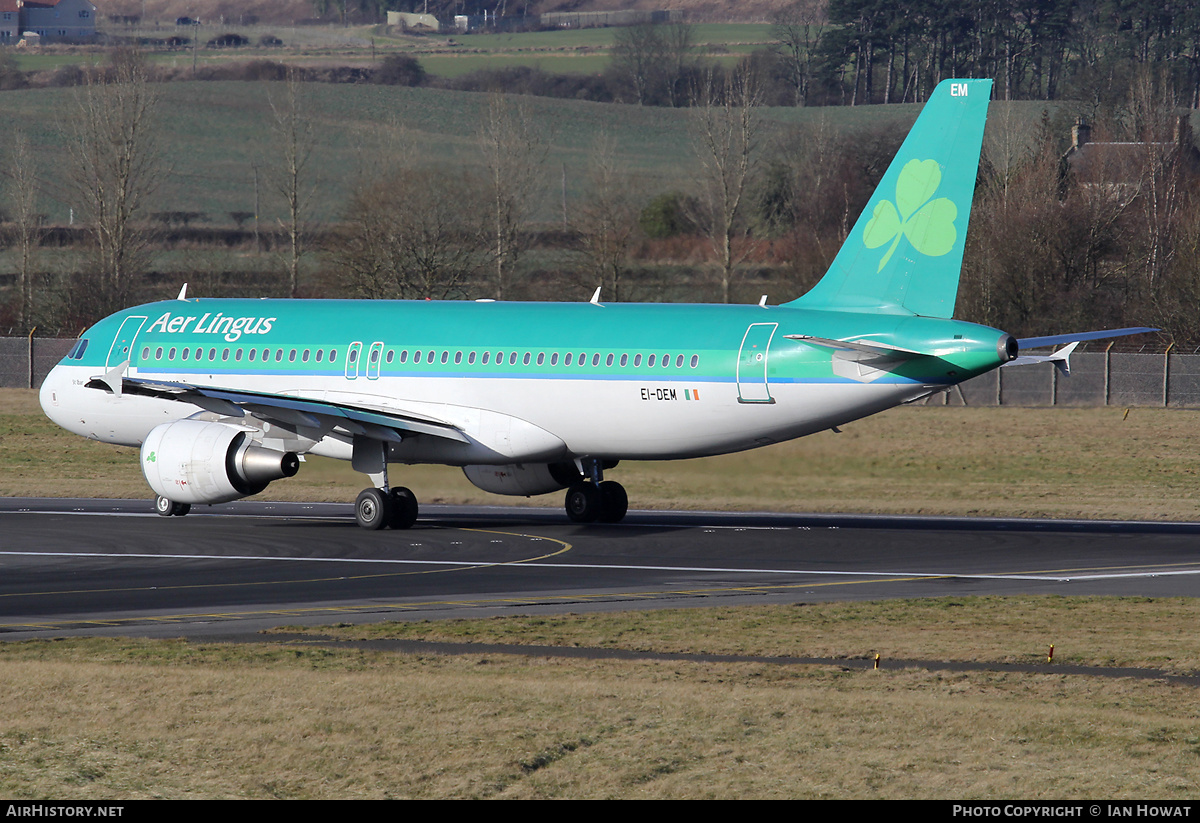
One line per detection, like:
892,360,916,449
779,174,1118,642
5,80,1057,228
1,599,1198,799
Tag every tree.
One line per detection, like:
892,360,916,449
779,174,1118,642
336,168,489,300
690,66,764,303
266,69,317,298
478,94,546,300
770,0,828,106
574,133,643,302
5,132,42,332
67,49,162,316
607,22,695,107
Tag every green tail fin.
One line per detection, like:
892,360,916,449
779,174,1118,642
786,78,992,318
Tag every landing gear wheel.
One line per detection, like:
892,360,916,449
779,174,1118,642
565,482,602,523
388,486,419,530
355,488,390,530
155,496,190,517
598,480,628,523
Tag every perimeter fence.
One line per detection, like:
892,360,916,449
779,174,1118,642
1,338,1196,407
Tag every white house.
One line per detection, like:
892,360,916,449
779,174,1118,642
18,0,96,41
0,0,20,42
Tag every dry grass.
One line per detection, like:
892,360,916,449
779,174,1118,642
282,597,1200,675
6,387,1200,520
0,632,1196,799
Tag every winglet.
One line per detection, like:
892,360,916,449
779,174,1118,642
590,286,602,305
176,283,188,301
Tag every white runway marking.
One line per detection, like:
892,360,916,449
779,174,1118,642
2,550,1197,583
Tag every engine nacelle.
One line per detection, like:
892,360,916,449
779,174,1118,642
462,462,584,497
141,419,299,505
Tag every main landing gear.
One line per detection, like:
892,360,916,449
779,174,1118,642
564,459,628,524
355,486,419,530
352,437,419,530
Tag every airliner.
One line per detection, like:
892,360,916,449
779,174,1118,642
38,79,1152,529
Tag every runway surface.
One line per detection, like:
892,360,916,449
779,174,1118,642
2,497,1200,641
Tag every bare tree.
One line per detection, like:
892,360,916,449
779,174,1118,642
770,0,827,107
574,132,643,302
67,49,162,315
608,22,695,107
690,66,764,303
478,94,546,300
6,132,42,332
336,168,489,300
266,69,317,298
608,22,666,106
661,22,696,108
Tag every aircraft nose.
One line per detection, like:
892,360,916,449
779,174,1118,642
39,364,74,431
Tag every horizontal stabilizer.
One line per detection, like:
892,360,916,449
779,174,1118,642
1003,342,1078,375
1016,327,1156,350
784,335,924,358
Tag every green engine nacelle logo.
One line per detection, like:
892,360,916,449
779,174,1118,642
145,451,156,463
862,159,958,272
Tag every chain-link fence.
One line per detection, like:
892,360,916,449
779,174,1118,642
928,351,1199,406
3,339,1198,407
0,338,76,390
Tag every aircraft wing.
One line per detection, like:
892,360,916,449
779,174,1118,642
85,371,469,444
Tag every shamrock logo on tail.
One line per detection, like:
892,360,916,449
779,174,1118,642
862,159,958,272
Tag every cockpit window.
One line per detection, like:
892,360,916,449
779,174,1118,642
66,339,89,360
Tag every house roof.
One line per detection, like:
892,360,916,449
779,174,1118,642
0,0,20,14
1063,116,1200,185
20,0,98,8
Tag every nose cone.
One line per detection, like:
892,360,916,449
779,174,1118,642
39,364,76,435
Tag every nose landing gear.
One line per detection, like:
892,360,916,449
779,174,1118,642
154,495,191,517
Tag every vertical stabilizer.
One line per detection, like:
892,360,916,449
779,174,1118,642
786,79,992,318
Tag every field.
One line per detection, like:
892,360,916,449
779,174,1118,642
2,80,939,228
1,599,1198,799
